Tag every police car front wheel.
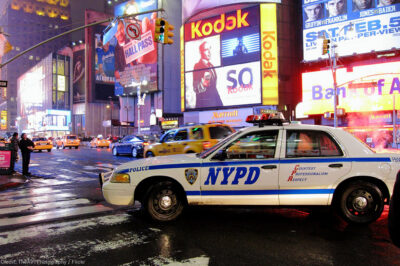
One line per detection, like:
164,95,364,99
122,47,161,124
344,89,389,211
338,181,384,224
145,181,184,222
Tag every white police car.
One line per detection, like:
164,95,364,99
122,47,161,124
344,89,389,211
100,113,400,223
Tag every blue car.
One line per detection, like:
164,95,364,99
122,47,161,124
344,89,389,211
112,135,145,158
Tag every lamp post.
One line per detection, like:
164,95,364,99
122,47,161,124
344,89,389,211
323,22,354,128
136,80,147,135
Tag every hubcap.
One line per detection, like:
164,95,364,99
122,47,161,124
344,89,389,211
354,196,368,210
160,195,172,210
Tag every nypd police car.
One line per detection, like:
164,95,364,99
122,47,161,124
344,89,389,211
100,113,400,223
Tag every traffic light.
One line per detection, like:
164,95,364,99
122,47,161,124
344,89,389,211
163,21,174,45
154,18,165,43
322,38,330,55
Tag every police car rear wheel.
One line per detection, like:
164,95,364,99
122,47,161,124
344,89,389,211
338,181,384,224
146,182,184,222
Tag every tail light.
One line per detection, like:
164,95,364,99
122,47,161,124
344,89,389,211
203,141,212,150
143,142,149,146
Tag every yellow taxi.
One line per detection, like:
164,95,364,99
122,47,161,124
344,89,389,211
90,137,111,148
144,123,235,157
55,135,80,149
32,137,53,152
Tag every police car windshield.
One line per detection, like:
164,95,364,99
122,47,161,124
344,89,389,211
199,131,240,159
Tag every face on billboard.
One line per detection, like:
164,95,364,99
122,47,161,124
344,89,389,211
184,6,265,110
326,0,346,17
304,4,324,22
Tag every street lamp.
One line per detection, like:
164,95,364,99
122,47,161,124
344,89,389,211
322,22,354,127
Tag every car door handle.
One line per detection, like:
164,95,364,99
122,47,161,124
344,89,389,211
261,165,277,170
182,143,187,146
329,163,343,168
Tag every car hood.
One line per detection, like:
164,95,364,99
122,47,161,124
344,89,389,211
114,153,199,173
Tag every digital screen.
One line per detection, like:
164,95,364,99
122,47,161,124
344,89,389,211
95,30,116,84
45,109,71,131
73,47,85,103
302,0,400,61
301,61,400,115
184,6,263,110
111,0,158,96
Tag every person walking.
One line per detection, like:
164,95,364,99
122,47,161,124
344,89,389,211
18,133,34,176
9,132,19,174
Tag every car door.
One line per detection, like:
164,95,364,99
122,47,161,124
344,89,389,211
279,129,352,205
154,130,176,156
200,129,282,205
172,129,189,154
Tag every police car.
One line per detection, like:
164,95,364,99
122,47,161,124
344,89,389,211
100,113,400,223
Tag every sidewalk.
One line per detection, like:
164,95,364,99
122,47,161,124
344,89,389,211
0,173,28,191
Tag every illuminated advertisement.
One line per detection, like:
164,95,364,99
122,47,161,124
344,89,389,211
95,31,116,84
199,107,253,127
107,0,158,96
19,66,45,116
73,47,85,103
303,0,400,61
0,151,11,169
302,61,400,115
0,110,6,130
183,4,278,110
182,0,281,23
44,109,71,131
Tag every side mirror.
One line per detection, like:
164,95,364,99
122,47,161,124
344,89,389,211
212,149,227,161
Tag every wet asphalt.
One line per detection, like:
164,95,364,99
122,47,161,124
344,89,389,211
0,146,398,265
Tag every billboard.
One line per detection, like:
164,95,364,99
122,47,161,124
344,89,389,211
95,31,116,84
183,4,277,110
109,0,158,96
302,61,400,115
182,0,281,23
44,109,71,131
73,47,85,103
303,0,400,61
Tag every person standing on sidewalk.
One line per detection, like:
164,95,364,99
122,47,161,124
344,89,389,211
9,132,19,174
18,133,34,176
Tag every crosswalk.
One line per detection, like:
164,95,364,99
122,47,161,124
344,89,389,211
0,162,128,230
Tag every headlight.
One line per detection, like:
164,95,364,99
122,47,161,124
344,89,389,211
110,173,130,183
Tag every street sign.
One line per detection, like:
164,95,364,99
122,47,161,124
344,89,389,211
0,80,7,87
126,23,141,40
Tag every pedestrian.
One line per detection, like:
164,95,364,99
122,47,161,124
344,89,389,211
18,133,34,176
9,132,19,174
389,175,400,247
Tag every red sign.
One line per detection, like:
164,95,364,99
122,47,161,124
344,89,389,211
0,150,11,168
184,9,252,41
126,23,141,40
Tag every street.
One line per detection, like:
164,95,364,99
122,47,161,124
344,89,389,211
0,146,398,265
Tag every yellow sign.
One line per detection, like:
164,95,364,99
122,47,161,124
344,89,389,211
0,110,7,130
180,26,185,112
302,61,400,115
260,4,278,105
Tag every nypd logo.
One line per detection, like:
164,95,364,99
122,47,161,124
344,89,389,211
185,168,198,185
204,167,260,185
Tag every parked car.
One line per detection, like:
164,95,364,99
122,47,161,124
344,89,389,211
32,137,53,152
101,112,400,223
112,135,146,158
55,135,80,149
144,123,235,157
90,137,111,148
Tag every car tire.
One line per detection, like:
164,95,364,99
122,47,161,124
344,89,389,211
389,175,400,247
131,147,138,158
145,181,185,222
48,149,51,152
75,146,78,149
39,150,42,152
112,147,119,156
146,151,154,157
337,181,384,224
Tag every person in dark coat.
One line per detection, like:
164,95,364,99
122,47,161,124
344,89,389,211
18,133,34,176
9,132,19,174
389,175,400,247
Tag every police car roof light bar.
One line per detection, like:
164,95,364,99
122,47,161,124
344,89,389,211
246,112,286,127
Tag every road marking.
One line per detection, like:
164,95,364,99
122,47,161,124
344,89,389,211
0,193,76,207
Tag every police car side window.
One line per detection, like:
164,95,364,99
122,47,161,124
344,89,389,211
225,130,278,160
286,130,342,158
